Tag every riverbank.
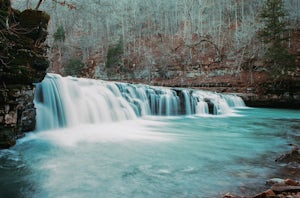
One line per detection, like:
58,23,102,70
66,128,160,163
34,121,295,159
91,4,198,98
222,144,300,198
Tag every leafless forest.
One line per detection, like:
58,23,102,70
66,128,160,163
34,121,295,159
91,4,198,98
12,0,300,82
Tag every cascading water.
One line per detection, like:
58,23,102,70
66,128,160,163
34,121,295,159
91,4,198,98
4,74,300,198
182,90,192,115
34,73,246,130
34,74,138,130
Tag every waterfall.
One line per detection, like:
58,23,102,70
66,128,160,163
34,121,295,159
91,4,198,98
182,90,192,115
34,74,246,130
34,74,137,130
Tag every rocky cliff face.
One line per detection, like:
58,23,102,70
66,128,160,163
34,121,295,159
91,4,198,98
0,0,50,148
0,85,36,148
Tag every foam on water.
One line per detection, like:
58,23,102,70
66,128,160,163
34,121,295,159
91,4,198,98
34,73,246,133
28,120,173,147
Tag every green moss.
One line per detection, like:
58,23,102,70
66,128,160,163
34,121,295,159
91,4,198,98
54,25,66,42
106,39,124,69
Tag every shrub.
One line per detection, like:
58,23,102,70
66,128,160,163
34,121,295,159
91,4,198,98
63,59,84,76
106,39,123,69
53,25,65,42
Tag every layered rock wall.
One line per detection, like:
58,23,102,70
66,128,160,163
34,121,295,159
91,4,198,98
0,0,50,148
0,85,36,148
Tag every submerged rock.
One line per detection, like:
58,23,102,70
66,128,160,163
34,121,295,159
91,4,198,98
275,144,300,164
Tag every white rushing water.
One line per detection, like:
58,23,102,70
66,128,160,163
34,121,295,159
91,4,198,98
34,73,245,130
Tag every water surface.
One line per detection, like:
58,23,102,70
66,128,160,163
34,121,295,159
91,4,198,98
1,108,299,197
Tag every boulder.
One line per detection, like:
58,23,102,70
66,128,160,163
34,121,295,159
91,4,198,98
266,178,286,186
285,178,299,186
253,189,275,198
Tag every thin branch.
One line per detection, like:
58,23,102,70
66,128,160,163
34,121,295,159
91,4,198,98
35,0,43,10
0,55,11,69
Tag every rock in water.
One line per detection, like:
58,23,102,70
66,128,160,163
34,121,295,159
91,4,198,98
266,178,286,186
275,144,300,164
271,185,300,193
285,178,299,186
253,189,275,198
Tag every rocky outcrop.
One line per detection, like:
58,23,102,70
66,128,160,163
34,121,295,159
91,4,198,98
0,85,36,148
0,0,50,148
241,78,300,109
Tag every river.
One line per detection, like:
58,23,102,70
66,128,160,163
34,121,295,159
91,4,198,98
0,74,299,197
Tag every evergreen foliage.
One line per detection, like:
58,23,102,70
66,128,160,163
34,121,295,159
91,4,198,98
53,25,65,42
259,0,295,76
63,59,85,76
106,39,123,69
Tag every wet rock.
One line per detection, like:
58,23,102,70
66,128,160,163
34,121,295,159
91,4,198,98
276,144,300,164
20,107,36,132
4,111,17,125
0,85,36,148
271,185,300,193
253,189,275,198
265,178,298,187
204,98,215,114
266,178,286,186
285,179,299,186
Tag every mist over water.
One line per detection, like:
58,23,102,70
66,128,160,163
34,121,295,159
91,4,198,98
0,74,299,197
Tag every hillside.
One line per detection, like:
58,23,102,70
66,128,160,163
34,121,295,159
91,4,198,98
12,0,300,108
